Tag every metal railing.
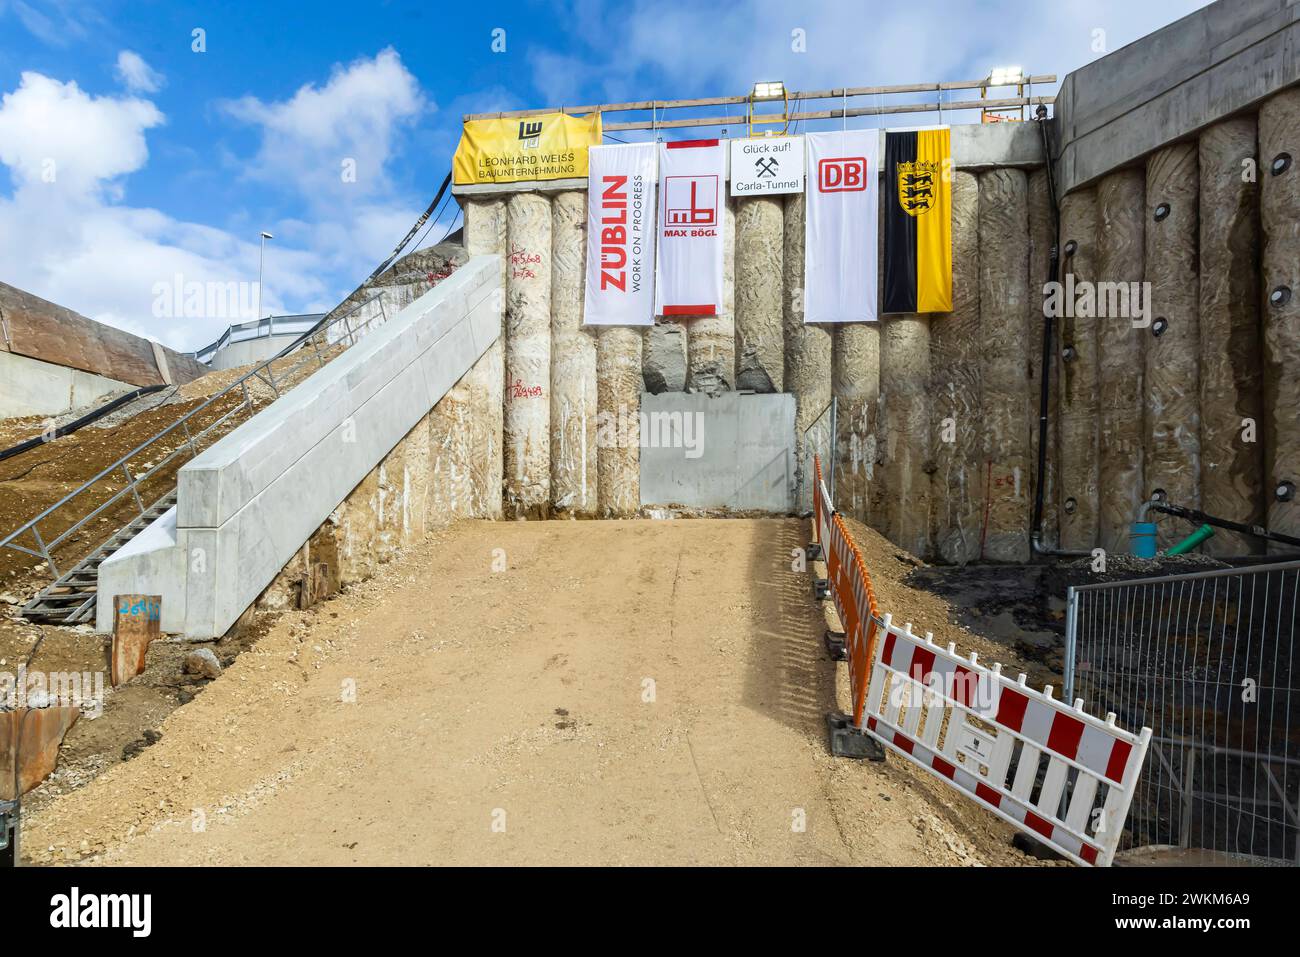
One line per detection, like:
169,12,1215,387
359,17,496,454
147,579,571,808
1066,561,1300,864
798,397,836,513
0,293,389,580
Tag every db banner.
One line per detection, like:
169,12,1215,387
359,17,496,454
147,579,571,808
583,143,657,327
654,139,726,317
452,112,602,185
804,130,880,323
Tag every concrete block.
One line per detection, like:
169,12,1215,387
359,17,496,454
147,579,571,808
95,256,503,638
638,391,795,512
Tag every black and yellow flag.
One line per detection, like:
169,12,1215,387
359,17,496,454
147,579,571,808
883,128,952,314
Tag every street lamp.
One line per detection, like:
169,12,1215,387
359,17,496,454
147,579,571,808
257,230,274,334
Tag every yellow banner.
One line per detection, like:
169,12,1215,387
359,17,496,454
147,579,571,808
453,112,602,185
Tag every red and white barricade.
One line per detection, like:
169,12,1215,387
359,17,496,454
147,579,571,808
811,457,833,563
860,617,1152,866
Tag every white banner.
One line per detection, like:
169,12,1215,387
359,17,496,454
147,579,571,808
654,139,725,317
730,135,804,196
584,143,657,326
804,130,880,324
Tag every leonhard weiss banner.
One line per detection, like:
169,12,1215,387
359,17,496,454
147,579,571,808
804,130,880,323
654,139,726,316
452,112,602,185
583,143,657,326
883,126,952,313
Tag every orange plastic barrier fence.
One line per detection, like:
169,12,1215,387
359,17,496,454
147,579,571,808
811,456,881,728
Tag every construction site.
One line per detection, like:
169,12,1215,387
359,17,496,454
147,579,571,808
1,0,1297,879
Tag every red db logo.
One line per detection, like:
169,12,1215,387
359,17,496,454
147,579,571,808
818,157,867,192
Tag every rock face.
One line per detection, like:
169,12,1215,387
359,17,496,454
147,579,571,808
979,169,1031,562
1259,89,1300,548
643,321,687,393
781,192,832,513
550,191,598,516
930,170,982,564
879,314,932,558
1057,188,1100,552
597,326,642,517
1096,168,1146,555
504,193,553,519
734,196,785,392
686,200,735,396
833,323,879,524
1144,142,1201,549
1198,117,1263,555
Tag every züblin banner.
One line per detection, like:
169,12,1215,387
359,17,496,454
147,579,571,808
883,126,953,314
583,143,657,326
453,112,603,185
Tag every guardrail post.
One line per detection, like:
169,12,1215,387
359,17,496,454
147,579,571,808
28,524,56,578
1063,586,1078,701
121,464,145,515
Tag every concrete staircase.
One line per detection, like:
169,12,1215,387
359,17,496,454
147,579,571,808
21,489,179,625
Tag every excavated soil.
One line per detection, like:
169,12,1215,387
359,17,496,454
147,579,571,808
0,346,342,591
21,517,1048,867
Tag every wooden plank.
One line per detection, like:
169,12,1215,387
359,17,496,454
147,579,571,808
464,76,1057,121
111,594,161,687
0,707,81,800
603,96,1055,131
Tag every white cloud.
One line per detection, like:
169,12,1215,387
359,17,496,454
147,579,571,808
0,70,324,350
115,50,164,94
0,51,435,351
0,71,162,194
220,47,425,200
530,0,1212,119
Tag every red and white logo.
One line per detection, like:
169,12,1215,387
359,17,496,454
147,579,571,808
818,157,867,192
663,175,717,228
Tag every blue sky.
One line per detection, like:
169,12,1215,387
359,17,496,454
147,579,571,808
0,0,1209,351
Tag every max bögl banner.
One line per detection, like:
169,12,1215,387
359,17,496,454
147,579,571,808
804,130,880,324
654,139,726,317
583,143,657,326
883,127,952,313
452,112,602,185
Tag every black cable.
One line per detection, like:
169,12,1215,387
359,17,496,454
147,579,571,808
1030,104,1062,552
412,188,456,254
0,385,169,463
321,170,453,320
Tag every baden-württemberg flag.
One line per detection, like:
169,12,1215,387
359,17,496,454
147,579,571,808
883,127,952,314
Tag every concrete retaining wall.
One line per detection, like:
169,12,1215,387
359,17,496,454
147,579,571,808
96,256,503,638
0,351,135,418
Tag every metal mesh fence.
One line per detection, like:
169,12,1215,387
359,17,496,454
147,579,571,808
797,398,835,514
1065,561,1300,864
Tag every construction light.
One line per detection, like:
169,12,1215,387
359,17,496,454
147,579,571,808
751,81,785,101
989,65,1024,87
